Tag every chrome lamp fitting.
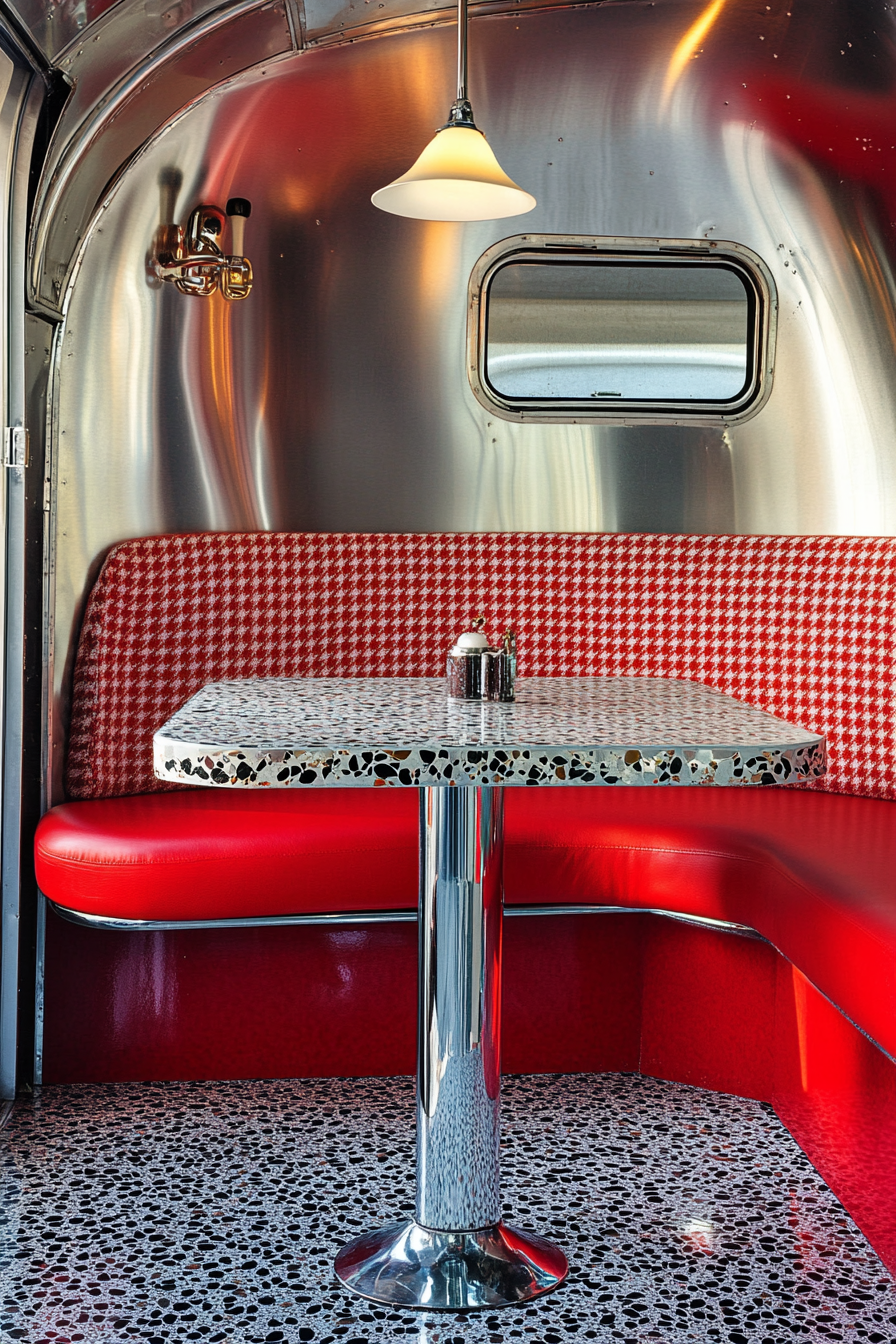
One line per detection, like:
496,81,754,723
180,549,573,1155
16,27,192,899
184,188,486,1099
152,198,253,300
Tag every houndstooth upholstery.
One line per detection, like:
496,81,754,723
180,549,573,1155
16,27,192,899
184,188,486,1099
65,532,896,801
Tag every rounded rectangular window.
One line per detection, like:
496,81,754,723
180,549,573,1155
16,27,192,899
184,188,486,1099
469,238,776,424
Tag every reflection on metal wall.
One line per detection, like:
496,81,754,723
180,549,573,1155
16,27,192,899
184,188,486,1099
47,0,896,796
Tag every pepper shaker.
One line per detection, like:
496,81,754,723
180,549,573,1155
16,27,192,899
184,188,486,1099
488,629,516,702
447,618,490,700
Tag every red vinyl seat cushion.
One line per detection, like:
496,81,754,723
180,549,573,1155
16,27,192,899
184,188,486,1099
35,789,420,921
35,785,896,1057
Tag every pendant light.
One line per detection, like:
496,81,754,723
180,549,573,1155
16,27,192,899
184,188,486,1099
371,0,536,221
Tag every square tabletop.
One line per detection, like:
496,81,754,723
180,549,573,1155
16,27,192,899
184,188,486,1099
153,675,825,789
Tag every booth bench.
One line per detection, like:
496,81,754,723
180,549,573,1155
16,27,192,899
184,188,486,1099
34,531,896,1274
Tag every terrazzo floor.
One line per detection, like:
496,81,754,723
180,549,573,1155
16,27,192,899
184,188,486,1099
1,1072,895,1344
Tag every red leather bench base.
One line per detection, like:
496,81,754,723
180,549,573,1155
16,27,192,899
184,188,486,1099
35,786,896,1059
508,787,896,1062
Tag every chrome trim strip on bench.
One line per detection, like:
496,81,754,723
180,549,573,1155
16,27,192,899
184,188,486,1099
47,898,762,938
47,900,420,932
509,904,766,941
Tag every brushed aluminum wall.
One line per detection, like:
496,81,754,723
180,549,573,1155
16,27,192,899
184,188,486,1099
46,0,896,796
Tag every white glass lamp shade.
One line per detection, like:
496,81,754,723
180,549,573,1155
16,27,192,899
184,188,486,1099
372,124,536,221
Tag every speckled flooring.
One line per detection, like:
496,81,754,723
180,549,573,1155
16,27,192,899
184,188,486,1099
1,1073,895,1344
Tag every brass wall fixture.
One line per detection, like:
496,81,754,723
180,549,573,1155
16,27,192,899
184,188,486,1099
152,194,253,299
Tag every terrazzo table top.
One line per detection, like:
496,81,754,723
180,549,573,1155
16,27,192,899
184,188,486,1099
154,675,825,789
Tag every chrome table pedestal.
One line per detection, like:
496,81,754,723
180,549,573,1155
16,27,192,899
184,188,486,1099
335,785,568,1310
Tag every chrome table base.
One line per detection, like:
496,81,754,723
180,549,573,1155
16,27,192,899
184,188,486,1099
335,786,568,1310
334,1219,569,1310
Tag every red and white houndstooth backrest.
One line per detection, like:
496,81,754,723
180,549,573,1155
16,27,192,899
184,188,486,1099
65,532,896,801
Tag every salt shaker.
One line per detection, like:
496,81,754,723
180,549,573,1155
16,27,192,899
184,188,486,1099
447,619,490,700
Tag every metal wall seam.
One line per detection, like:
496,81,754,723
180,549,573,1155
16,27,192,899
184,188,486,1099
0,66,44,1100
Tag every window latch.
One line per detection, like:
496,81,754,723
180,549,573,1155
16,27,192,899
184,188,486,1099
4,427,29,470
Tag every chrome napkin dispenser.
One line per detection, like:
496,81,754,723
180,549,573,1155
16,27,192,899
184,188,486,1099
447,620,516,702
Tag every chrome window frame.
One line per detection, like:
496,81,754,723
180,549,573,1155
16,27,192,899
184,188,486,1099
467,234,777,427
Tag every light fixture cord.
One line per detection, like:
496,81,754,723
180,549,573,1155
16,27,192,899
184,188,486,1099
444,0,475,126
456,0,467,102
